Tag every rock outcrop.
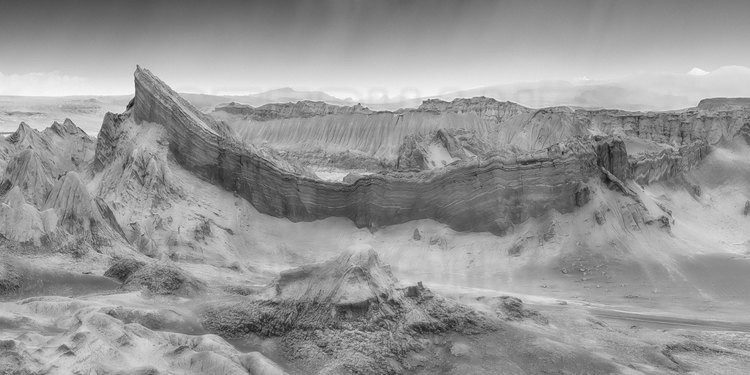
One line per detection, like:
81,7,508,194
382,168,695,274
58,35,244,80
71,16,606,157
697,97,750,111
5,122,49,150
131,66,612,235
1,295,275,374
105,259,206,296
0,187,57,245
217,101,372,121
202,247,494,374
1,149,54,207
92,112,128,172
268,247,396,308
595,137,630,181
395,128,492,171
43,171,125,247
630,140,710,184
3,119,95,176
219,91,750,186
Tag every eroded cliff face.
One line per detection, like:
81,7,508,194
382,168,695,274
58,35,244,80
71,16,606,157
131,66,608,235
218,94,750,185
630,141,710,184
215,97,587,158
218,101,372,120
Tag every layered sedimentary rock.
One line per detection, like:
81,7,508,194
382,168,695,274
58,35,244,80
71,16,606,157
395,128,494,171
133,66,607,234
697,97,750,111
218,93,750,185
92,112,128,172
595,137,631,181
218,101,372,121
630,141,711,184
215,97,579,158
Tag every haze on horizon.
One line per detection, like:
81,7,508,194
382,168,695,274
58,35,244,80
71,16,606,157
1,0,750,103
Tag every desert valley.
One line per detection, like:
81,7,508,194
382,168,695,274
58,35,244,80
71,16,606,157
0,64,749,374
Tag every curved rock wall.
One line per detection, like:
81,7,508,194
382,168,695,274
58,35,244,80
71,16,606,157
132,67,601,235
578,109,750,147
216,100,589,158
219,97,750,163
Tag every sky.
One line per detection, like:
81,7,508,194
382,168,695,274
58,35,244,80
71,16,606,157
1,0,749,101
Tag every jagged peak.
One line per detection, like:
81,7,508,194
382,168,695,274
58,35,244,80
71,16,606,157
92,112,128,173
133,66,231,136
48,118,84,137
6,122,45,147
62,118,82,133
14,122,34,136
4,148,54,192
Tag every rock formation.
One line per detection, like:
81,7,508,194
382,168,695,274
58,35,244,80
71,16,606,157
131,66,615,235
104,258,206,296
91,112,128,172
217,100,372,121
395,128,493,171
267,247,397,308
0,186,57,245
1,119,95,203
1,149,54,207
41,171,126,250
218,92,750,187
201,247,494,374
0,294,279,374
696,97,750,111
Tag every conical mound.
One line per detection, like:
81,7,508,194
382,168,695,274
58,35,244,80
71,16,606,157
6,122,50,150
271,246,396,307
43,171,102,234
2,149,54,207
0,186,57,244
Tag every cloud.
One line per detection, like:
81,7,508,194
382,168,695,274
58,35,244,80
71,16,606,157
687,67,710,76
0,71,93,96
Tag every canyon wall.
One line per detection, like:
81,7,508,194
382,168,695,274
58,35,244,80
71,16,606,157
131,67,605,235
214,99,589,158
217,96,750,184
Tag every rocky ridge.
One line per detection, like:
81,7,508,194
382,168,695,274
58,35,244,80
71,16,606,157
0,118,125,253
218,101,373,121
218,95,750,185
130,66,643,235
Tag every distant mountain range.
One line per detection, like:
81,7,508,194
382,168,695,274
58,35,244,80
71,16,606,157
3,65,750,135
376,65,750,111
199,65,750,112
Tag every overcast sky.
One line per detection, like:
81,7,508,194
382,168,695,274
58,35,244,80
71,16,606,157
1,0,749,99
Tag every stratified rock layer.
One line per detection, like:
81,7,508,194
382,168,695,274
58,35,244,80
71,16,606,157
219,93,750,188
220,97,750,160
133,66,602,234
